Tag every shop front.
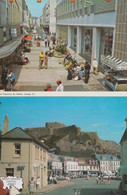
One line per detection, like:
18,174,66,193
99,28,114,71
80,27,92,63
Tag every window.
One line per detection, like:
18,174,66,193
6,168,14,177
14,144,21,155
35,146,39,159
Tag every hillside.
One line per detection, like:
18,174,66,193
24,122,120,157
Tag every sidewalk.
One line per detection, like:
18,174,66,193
8,41,107,91
21,180,74,195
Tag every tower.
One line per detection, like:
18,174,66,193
3,115,9,134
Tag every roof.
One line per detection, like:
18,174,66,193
1,127,49,151
96,154,120,162
120,129,127,144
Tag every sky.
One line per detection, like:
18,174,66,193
0,97,127,144
25,0,48,17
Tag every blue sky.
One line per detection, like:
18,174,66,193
0,97,126,144
25,0,48,17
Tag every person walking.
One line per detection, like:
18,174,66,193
39,51,44,69
44,52,48,69
56,80,64,91
108,176,111,185
6,70,15,91
84,62,90,84
44,37,48,47
92,58,98,76
47,35,50,47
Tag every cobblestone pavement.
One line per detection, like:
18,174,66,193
9,41,107,91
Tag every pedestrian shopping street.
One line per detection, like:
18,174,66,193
9,40,107,91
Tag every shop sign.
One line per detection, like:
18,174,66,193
0,176,23,190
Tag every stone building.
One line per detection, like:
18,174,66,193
0,115,49,190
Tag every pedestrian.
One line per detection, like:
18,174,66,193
44,37,47,47
84,62,90,84
44,52,48,69
108,176,111,185
29,177,35,194
6,69,15,91
92,58,98,76
96,177,99,184
39,51,44,69
56,80,64,91
47,35,50,47
1,67,8,90
44,83,52,92
36,177,40,189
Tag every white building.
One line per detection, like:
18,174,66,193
42,0,56,34
64,160,78,175
96,154,120,173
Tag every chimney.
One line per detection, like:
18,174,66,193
125,118,127,129
3,115,9,134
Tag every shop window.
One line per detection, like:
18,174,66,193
6,168,14,177
14,143,21,155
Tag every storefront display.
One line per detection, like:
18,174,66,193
100,29,113,57
101,55,127,91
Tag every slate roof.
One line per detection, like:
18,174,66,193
96,154,120,162
1,127,49,150
120,129,127,144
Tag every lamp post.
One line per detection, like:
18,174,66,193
17,163,25,178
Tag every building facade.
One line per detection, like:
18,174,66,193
96,154,120,173
0,116,49,190
42,0,56,34
75,158,99,174
56,0,117,65
0,0,11,46
114,0,127,62
119,119,127,193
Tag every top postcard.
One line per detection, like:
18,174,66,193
0,0,127,92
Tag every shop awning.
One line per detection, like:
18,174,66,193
118,165,127,175
23,35,32,40
0,35,23,59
